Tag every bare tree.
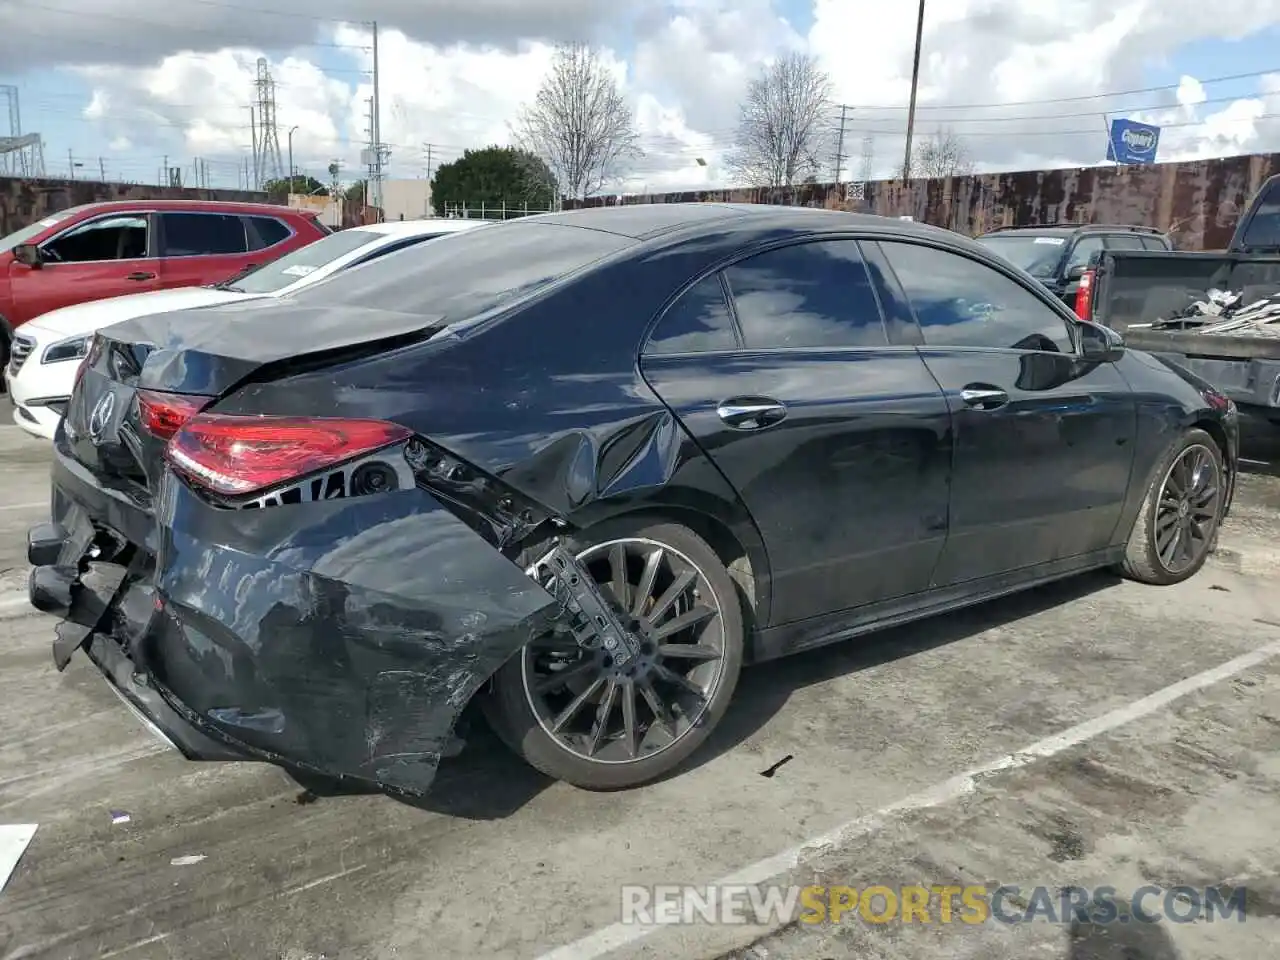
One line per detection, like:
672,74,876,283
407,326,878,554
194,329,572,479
512,42,643,202
909,127,975,178
726,52,835,189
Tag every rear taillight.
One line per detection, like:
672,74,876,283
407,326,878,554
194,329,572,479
138,391,212,441
1073,268,1094,319
165,415,412,497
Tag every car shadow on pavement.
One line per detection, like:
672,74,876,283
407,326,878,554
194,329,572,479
1068,913,1182,959
673,568,1124,784
284,704,555,821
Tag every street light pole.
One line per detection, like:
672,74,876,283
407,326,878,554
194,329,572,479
902,0,927,179
287,125,299,190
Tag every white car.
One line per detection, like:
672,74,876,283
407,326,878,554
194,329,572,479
5,217,490,440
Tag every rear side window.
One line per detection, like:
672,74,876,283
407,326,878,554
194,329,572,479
1064,235,1106,272
162,213,248,256
723,240,887,349
290,222,634,320
248,216,292,250
1105,234,1145,251
644,275,738,355
1138,235,1170,250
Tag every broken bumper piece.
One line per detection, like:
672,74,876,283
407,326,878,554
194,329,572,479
34,443,562,795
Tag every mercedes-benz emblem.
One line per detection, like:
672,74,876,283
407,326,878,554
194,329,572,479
87,392,116,444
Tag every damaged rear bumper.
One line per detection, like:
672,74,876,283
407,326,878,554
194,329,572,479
34,440,561,795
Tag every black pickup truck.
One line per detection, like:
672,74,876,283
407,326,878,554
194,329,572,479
1080,173,1280,425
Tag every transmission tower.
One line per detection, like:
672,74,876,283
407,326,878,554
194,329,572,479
0,86,45,177
859,136,875,184
252,58,285,186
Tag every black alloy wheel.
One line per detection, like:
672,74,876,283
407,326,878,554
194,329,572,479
1152,443,1222,575
1121,428,1225,585
484,519,745,790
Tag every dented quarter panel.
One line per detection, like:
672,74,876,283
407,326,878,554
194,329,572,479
53,442,560,793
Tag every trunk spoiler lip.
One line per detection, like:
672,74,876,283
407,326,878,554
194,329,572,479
94,304,451,397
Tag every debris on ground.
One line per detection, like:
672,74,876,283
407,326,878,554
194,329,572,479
0,824,38,893
110,811,131,825
170,854,206,866
1133,288,1280,337
759,755,794,778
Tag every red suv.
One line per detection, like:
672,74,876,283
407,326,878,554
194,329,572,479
0,199,329,366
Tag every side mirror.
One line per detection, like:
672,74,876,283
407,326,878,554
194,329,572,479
12,243,43,268
1078,321,1125,363
1064,264,1087,282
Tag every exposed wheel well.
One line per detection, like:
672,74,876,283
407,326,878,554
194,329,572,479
1192,418,1228,462
594,505,760,624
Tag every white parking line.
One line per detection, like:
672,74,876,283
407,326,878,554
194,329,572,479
0,500,44,512
535,633,1280,960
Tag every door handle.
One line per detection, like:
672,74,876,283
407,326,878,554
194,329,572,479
716,398,787,429
959,386,1009,411
126,271,156,281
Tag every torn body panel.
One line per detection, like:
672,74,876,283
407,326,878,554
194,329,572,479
37,429,561,794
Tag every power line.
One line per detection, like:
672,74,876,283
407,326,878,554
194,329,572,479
840,66,1280,112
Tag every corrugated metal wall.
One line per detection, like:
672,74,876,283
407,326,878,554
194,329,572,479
566,152,1280,251
0,176,269,235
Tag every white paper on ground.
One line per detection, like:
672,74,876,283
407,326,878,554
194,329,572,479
0,824,38,893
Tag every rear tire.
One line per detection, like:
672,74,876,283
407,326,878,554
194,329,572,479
1119,428,1225,585
483,518,744,791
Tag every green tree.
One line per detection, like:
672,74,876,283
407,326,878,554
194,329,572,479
430,145,556,214
344,180,367,206
263,174,327,197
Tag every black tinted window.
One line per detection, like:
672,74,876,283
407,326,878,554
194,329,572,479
1065,235,1106,271
163,213,248,255
1138,235,1170,251
1105,234,1145,251
249,216,291,249
1241,193,1280,249
290,222,634,320
724,240,886,349
880,241,1074,353
645,276,737,355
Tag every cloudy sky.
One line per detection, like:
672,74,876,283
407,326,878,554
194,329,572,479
3,0,1280,195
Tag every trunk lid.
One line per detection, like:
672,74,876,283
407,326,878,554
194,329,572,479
63,298,448,495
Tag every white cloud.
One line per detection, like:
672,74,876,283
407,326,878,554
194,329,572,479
19,0,1280,194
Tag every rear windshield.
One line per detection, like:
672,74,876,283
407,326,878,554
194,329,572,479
230,228,381,294
975,235,1067,278
288,221,635,320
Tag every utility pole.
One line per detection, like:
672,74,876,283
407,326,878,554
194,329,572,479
833,104,849,183
902,0,927,180
423,143,432,180
371,20,383,218
67,148,74,179
99,157,105,181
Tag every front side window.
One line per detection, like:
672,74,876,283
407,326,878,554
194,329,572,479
41,214,149,262
162,213,248,256
644,275,738,355
880,241,1075,353
723,240,887,349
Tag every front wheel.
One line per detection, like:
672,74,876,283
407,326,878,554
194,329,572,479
483,518,745,791
1120,428,1226,585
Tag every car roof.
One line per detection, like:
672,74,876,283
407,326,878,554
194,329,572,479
71,199,304,218
355,218,495,237
527,202,974,245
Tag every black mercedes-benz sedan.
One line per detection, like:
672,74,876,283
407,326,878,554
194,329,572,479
28,203,1238,794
